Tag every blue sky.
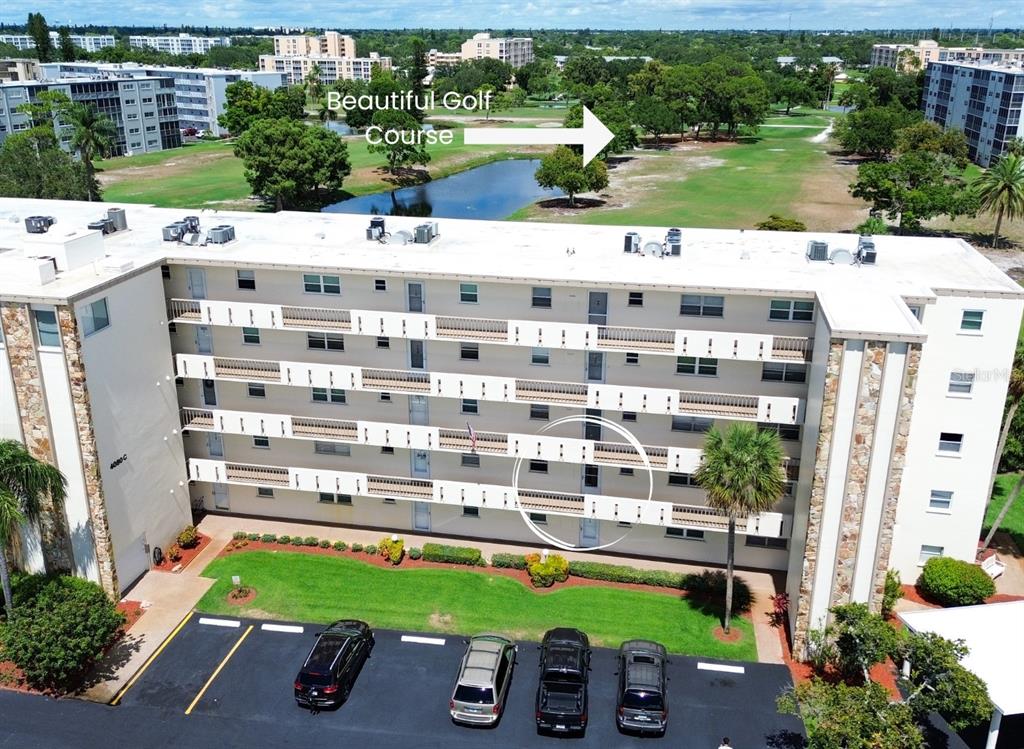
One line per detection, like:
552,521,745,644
0,0,1017,30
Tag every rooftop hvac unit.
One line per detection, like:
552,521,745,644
88,218,115,235
857,235,877,265
830,248,856,265
806,240,829,262
161,222,186,242
642,241,663,256
207,225,235,244
388,229,413,245
370,216,386,232
623,231,640,253
367,216,387,241
414,223,434,244
182,215,200,234
106,207,128,232
427,221,439,239
25,215,55,234
665,227,682,256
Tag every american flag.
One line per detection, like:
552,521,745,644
466,422,477,452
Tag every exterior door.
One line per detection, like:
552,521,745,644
584,408,602,440
413,501,431,532
411,450,430,478
407,281,425,312
213,483,229,510
187,267,207,299
586,352,605,382
202,379,218,406
588,291,608,325
408,395,429,425
579,517,600,547
408,339,426,370
206,432,224,457
195,325,213,354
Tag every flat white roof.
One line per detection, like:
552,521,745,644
900,601,1024,715
0,199,1019,340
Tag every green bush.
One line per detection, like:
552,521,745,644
408,547,422,560
0,575,125,692
319,539,332,549
882,569,903,618
525,553,569,587
333,541,347,552
290,537,305,546
176,525,200,549
421,543,484,566
351,542,364,553
491,553,528,570
379,537,404,565
302,536,318,547
277,535,291,545
246,533,261,542
365,544,378,555
261,533,277,543
567,560,686,588
232,531,247,540
917,557,995,607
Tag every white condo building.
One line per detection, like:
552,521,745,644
128,34,231,55
461,33,534,68
259,52,391,85
0,201,1019,654
0,32,116,53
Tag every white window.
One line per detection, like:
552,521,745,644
242,327,260,345
529,404,549,420
461,398,479,415
919,544,944,564
380,446,394,454
628,291,644,307
532,287,551,308
938,432,963,453
461,453,480,468
314,441,350,456
745,535,787,549
303,273,341,294
672,415,713,433
460,342,479,361
459,282,478,303
762,362,807,383
236,270,255,290
257,487,275,498
929,490,953,511
307,332,344,351
374,278,387,291
80,298,110,336
531,347,550,365
625,352,640,365
376,336,390,349
676,356,718,376
247,383,266,398
666,527,705,541
312,387,346,403
769,299,814,322
252,435,270,449
948,371,974,395
33,309,60,347
319,492,352,504
529,459,548,473
622,411,637,422
463,505,480,518
528,512,547,524
379,392,392,403
680,294,724,317
960,310,984,331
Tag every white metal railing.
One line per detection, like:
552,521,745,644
281,306,351,331
771,336,813,361
593,442,669,468
678,390,759,418
672,503,738,530
361,368,431,392
517,489,586,516
437,428,508,453
366,475,434,499
515,378,588,404
597,326,675,351
435,316,509,340
168,299,201,321
180,407,214,429
214,357,281,381
291,416,358,440
225,462,290,486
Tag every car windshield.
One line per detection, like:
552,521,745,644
623,689,663,710
454,685,494,704
298,671,332,687
544,669,581,683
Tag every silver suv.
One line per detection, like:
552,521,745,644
449,634,517,726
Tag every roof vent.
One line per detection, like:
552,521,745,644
623,232,640,253
856,235,877,265
806,240,829,262
207,225,236,244
830,248,856,265
25,216,55,234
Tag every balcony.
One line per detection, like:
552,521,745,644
515,378,588,405
214,357,281,381
435,316,508,341
593,442,669,469
366,475,434,499
438,428,508,454
281,306,351,331
672,503,737,531
678,390,759,419
596,326,675,352
168,298,201,322
225,462,290,486
517,489,586,516
771,336,813,362
292,416,357,441
180,407,214,430
361,368,431,392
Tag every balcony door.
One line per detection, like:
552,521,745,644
413,501,431,532
406,281,425,313
212,483,229,510
584,408,602,440
579,518,600,548
588,291,608,325
195,325,213,354
408,395,429,425
202,379,217,407
206,432,224,457
187,267,207,299
586,352,605,383
411,450,430,478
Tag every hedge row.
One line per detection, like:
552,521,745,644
567,560,687,589
491,552,528,570
421,543,485,566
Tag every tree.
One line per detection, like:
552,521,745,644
0,439,67,614
775,77,815,114
983,473,1024,552
366,109,431,174
534,145,609,208
756,214,807,231
405,37,429,123
829,603,900,683
633,96,675,142
563,102,637,156
26,13,53,63
778,679,924,749
694,423,785,633
218,79,273,135
234,118,351,211
57,27,75,62
896,121,969,169
64,102,118,201
834,106,918,159
0,131,92,200
984,333,1024,517
304,63,324,104
974,153,1024,249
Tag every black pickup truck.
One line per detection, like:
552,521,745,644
535,628,591,735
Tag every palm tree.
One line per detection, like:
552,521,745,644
975,153,1024,248
0,439,67,614
305,64,323,105
317,96,338,123
64,102,117,202
984,338,1024,514
694,423,786,634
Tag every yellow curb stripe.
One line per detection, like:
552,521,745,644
184,624,254,715
110,610,194,706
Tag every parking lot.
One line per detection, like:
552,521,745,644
112,612,804,748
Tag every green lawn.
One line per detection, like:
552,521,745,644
985,473,1024,551
197,550,757,660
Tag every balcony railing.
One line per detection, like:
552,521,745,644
292,416,357,441
366,475,434,499
281,306,351,331
168,299,201,322
361,368,431,392
515,379,588,404
517,489,586,516
593,442,669,469
771,336,813,362
225,462,290,486
672,503,737,531
435,316,508,341
438,428,509,454
678,390,759,419
596,326,675,351
214,357,281,381
180,407,214,430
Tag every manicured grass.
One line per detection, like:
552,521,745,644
985,473,1024,551
197,550,757,660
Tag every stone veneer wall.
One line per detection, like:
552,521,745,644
792,339,844,656
0,302,72,573
57,307,118,597
868,344,921,609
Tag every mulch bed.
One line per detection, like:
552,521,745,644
151,532,210,573
900,583,1024,609
117,600,144,632
226,587,258,607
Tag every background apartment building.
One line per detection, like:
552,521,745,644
274,31,356,59
922,60,1024,166
1,203,1020,651
259,52,391,85
428,49,463,68
0,32,115,53
461,33,534,68
872,39,1024,71
0,58,38,83
0,76,180,155
128,33,231,55
40,61,284,136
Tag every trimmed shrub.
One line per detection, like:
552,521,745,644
882,569,903,618
365,544,378,555
277,534,292,545
917,557,995,607
567,560,686,588
232,531,247,540
176,525,200,549
261,533,277,543
379,537,405,565
1,575,125,691
491,553,528,570
166,544,182,563
290,536,304,546
302,536,318,547
408,547,422,560
421,543,484,566
319,539,332,549
332,541,348,552
246,533,261,542
525,553,569,588
351,542,364,553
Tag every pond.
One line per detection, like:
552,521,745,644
322,158,563,220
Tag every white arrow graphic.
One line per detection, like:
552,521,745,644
462,106,614,166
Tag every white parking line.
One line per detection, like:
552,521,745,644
261,623,304,634
401,635,447,646
697,662,745,674
198,617,241,628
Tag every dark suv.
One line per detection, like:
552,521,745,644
293,620,374,709
535,628,591,734
616,640,669,735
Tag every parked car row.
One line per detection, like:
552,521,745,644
293,621,670,737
